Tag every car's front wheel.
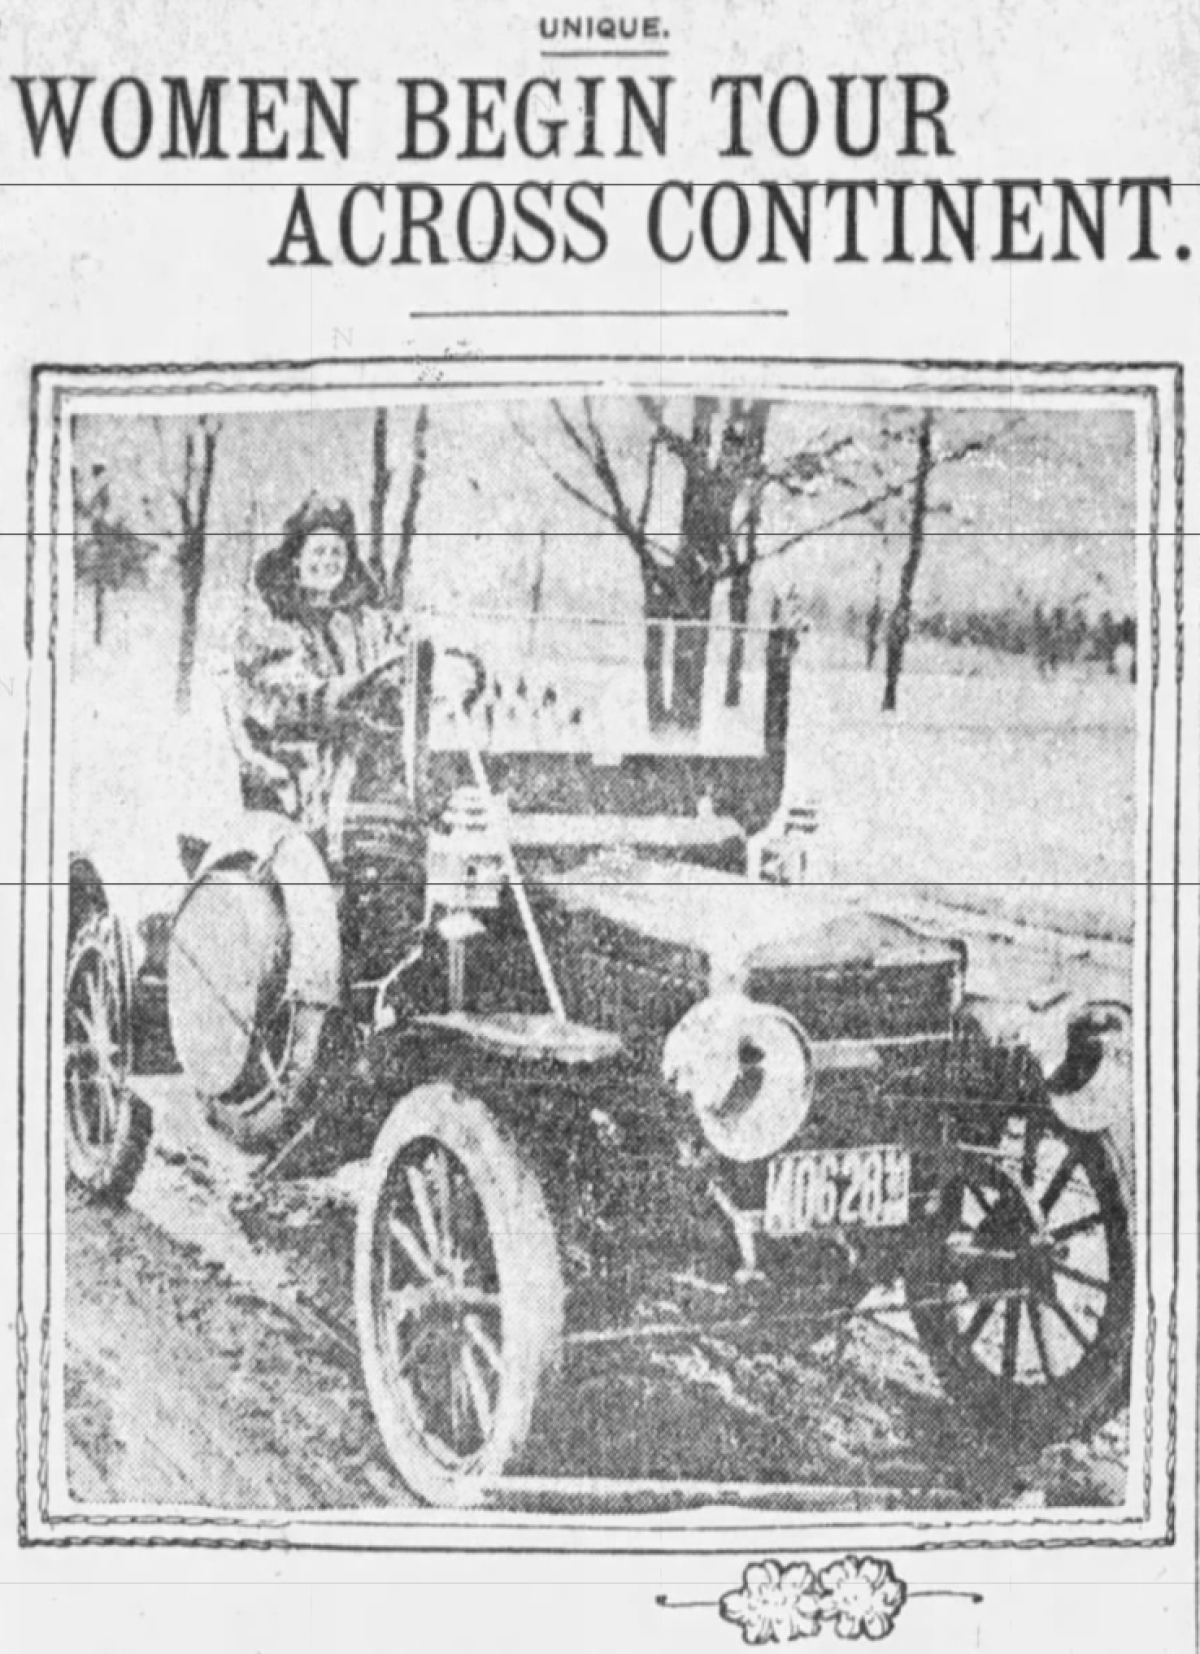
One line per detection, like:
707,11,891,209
904,1108,1134,1449
355,1083,565,1506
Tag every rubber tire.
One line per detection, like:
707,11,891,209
168,860,328,1153
65,913,152,1204
201,997,327,1153
904,1117,1134,1450
355,1083,565,1506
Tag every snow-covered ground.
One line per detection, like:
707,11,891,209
68,585,1136,945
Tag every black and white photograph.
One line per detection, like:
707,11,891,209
35,361,1170,1534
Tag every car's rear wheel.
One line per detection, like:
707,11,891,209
167,859,327,1151
64,912,151,1202
905,1108,1134,1448
356,1083,565,1506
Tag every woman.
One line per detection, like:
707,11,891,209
234,495,405,824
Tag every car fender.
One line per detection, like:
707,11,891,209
69,846,178,980
965,989,1133,1137
187,811,342,1012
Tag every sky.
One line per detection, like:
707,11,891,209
66,392,1138,875
72,393,1137,675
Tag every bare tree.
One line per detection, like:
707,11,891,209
726,406,1023,713
367,406,392,589
366,405,431,607
522,396,843,728
860,410,1021,713
883,408,935,712
172,417,221,713
865,558,885,670
73,463,154,647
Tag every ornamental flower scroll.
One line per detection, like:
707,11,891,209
718,1557,908,1644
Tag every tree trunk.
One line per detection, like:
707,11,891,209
174,421,219,716
93,581,104,646
764,596,797,755
724,559,752,707
368,407,391,596
882,409,935,714
392,404,430,607
642,577,714,732
540,395,770,730
177,556,202,713
721,402,768,708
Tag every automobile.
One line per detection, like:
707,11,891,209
65,613,1136,1506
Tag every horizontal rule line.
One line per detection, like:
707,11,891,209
539,49,671,59
9,530,1158,539
411,308,789,319
4,177,1200,187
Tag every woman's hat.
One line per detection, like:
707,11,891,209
254,494,377,618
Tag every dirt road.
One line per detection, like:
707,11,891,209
65,1188,410,1509
64,1066,1130,1514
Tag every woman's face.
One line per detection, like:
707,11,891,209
297,529,349,598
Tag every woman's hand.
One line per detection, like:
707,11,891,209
327,652,406,716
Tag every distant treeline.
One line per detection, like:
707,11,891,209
835,594,1136,674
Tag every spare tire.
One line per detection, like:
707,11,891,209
168,858,329,1150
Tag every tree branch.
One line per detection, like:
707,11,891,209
636,395,695,466
510,414,634,541
636,429,662,543
538,402,676,568
725,415,1024,580
196,420,219,523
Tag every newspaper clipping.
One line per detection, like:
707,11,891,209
3,3,1198,1653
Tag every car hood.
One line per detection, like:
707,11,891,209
538,852,961,975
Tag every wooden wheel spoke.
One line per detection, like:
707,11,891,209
458,1341,496,1440
407,1164,444,1269
71,1002,105,1061
448,1352,470,1446
458,1288,502,1314
961,1296,998,1349
389,1214,437,1282
430,1148,455,1261
1001,1297,1020,1380
1050,1210,1104,1244
964,1181,1000,1217
66,1036,97,1088
393,1317,442,1381
1020,1115,1039,1186
1040,1145,1083,1217
1039,1289,1095,1353
86,973,119,1059
259,1040,282,1089
464,1311,504,1375
1027,1295,1056,1382
1052,1260,1109,1295
72,958,122,1082
82,969,105,1030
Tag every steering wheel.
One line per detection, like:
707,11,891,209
336,650,409,732
434,647,487,716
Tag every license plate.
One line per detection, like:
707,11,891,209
764,1145,912,1237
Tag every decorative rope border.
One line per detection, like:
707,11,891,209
16,353,1187,1553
